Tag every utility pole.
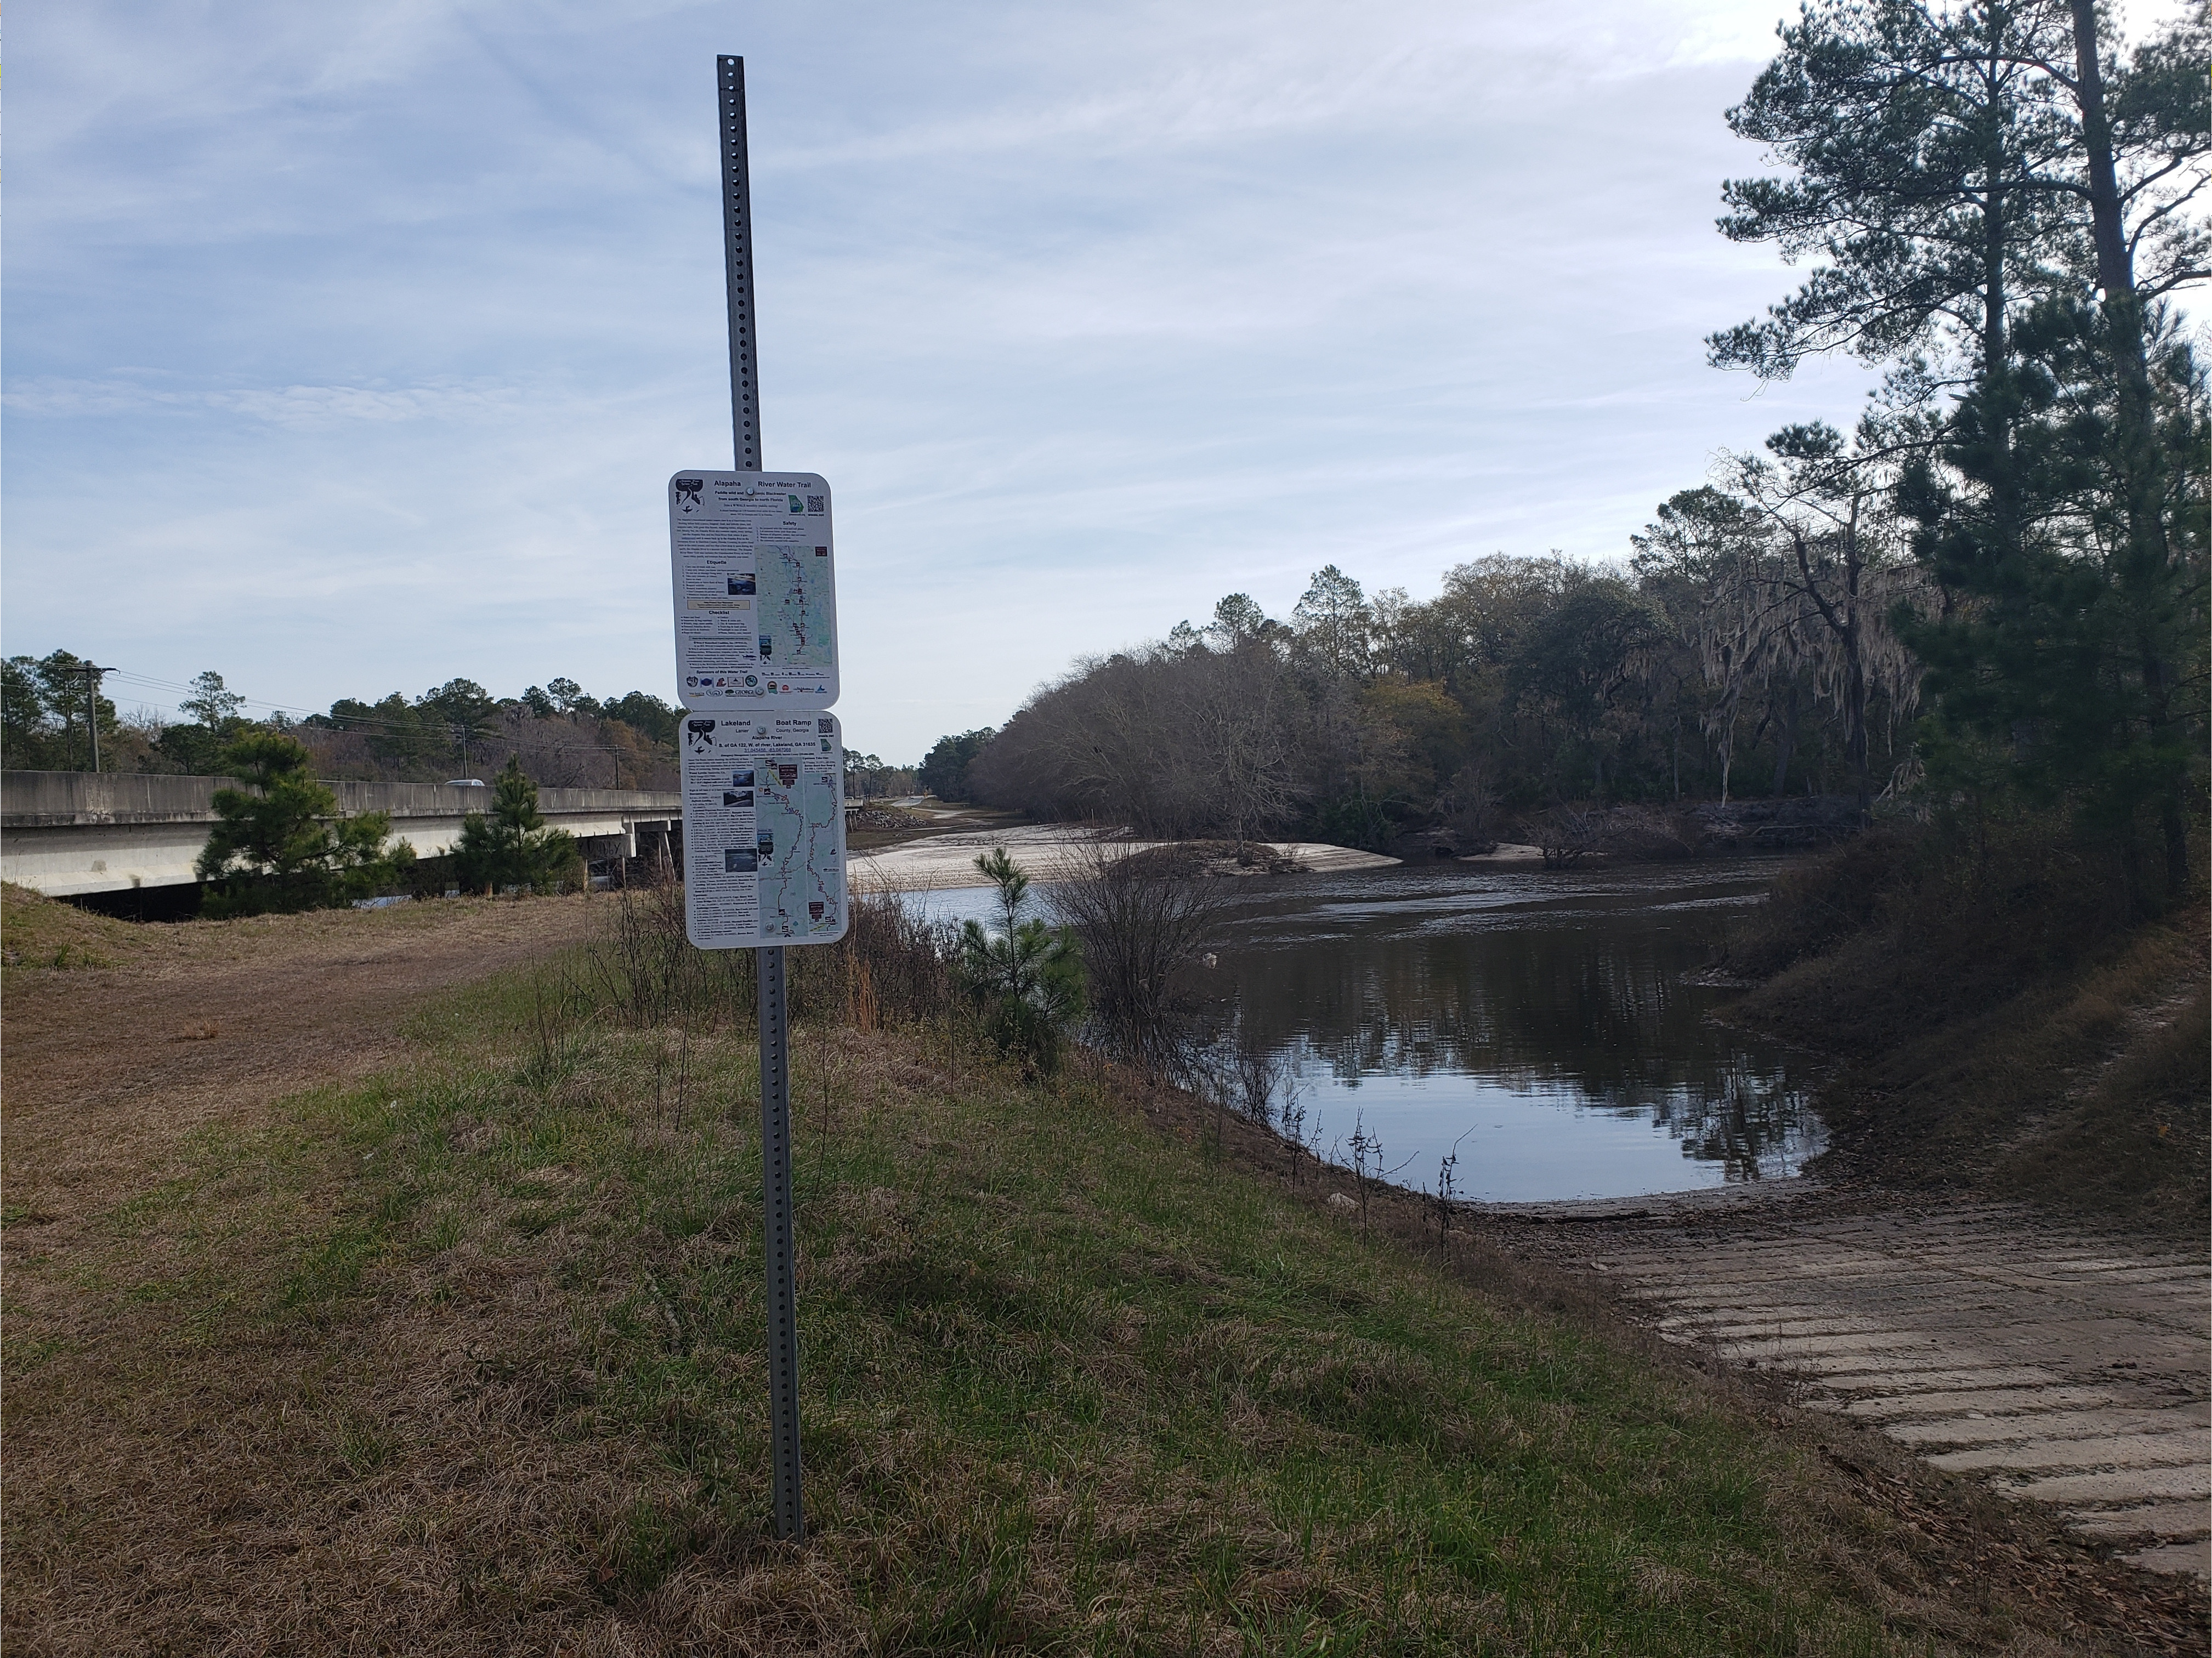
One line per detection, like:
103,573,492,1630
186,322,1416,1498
83,664,107,773
720,53,804,1546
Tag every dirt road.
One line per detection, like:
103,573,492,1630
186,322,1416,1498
2,893,606,1236
1504,1190,2210,1580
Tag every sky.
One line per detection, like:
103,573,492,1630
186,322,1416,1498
3,0,2191,764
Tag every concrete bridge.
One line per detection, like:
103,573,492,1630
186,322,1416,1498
0,771,683,897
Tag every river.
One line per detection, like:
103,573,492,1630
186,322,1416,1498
910,856,1823,1203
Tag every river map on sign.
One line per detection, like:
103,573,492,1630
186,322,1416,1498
755,757,843,938
760,543,834,669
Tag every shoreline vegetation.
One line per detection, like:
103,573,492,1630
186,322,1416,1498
1717,822,2210,1236
5,879,2205,1654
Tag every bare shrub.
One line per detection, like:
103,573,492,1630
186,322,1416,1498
1050,842,1232,1077
1184,1034,1302,1168
580,875,751,1030
1226,1042,1291,1126
1527,806,1599,868
586,877,695,1026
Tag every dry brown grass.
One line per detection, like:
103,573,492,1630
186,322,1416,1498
1743,900,2209,1230
1,883,609,1231
1717,818,2211,1233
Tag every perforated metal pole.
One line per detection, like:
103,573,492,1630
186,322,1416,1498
720,56,763,476
721,53,804,1543
756,942,801,1538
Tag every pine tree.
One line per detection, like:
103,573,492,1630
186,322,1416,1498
452,757,582,895
196,732,413,915
955,848,1084,1073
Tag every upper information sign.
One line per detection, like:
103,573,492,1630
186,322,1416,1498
668,471,838,710
680,711,848,948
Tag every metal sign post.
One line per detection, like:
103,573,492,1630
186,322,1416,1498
667,52,847,1548
721,56,762,477
756,928,802,1541
722,54,801,1543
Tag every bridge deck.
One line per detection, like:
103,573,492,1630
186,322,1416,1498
1,772,682,896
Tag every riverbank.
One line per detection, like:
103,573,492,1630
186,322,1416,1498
8,884,2199,1653
1717,830,2210,1235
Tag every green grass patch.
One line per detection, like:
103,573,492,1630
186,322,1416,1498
17,910,2169,1653
124,985,1948,1657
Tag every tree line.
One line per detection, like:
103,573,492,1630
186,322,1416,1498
954,0,2207,914
1,660,690,790
4,659,927,803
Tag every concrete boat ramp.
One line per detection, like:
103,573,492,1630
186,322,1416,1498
1510,1194,2210,1578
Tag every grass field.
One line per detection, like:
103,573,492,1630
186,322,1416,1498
3,885,2201,1655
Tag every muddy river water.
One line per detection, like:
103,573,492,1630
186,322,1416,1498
917,856,1825,1203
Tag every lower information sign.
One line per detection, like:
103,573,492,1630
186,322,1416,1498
679,712,848,948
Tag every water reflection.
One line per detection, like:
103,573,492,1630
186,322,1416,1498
905,861,1822,1203
1201,862,1822,1201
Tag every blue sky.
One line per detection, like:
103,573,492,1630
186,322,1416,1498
4,0,2186,763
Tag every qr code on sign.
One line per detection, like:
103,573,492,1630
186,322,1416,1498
806,495,825,514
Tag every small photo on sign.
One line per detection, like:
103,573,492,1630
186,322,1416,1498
723,790,754,808
757,834,775,858
727,572,756,595
724,849,758,874
730,769,755,788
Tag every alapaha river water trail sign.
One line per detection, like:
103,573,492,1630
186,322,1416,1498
668,470,840,709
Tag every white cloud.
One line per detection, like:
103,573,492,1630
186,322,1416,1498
3,376,526,427
16,0,2147,761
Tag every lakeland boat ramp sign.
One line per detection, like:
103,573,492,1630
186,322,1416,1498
678,711,848,947
668,470,838,711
